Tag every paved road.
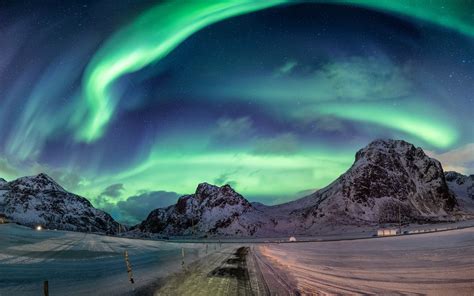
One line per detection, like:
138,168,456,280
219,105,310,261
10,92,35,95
154,245,301,296
156,246,257,295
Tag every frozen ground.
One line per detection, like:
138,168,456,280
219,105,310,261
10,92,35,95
1,223,474,295
257,227,474,295
0,224,207,296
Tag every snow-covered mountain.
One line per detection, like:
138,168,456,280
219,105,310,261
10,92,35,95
282,139,458,233
0,139,467,237
137,182,270,236
445,171,474,212
136,139,461,237
0,173,121,234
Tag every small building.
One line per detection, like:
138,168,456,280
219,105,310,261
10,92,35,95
289,236,297,242
0,214,8,224
377,228,399,236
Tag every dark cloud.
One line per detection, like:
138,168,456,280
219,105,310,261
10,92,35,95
116,190,180,225
96,199,118,218
213,172,238,188
100,183,125,198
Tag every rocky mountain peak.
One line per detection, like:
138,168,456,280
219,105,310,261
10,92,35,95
195,182,220,200
137,182,257,236
34,172,58,183
444,171,474,212
8,173,66,193
350,139,452,205
300,139,457,225
445,171,463,180
355,139,422,162
194,182,249,207
445,171,474,184
0,173,121,234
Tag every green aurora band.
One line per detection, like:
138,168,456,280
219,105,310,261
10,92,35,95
80,0,287,142
79,0,473,147
52,0,473,210
81,146,355,205
313,102,458,149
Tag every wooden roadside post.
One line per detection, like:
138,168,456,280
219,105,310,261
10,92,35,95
43,280,49,296
398,203,402,234
181,247,185,269
206,244,208,254
124,250,135,284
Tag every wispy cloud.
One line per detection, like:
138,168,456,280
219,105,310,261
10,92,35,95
212,116,255,141
274,60,298,77
252,133,299,155
426,143,474,174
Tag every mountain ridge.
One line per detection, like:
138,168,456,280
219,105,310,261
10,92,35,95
445,171,474,212
136,182,264,236
0,173,121,234
135,139,464,237
1,139,471,237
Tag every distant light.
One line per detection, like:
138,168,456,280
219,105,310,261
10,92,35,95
36,225,42,231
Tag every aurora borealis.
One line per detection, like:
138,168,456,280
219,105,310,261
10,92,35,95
80,0,287,142
0,1,473,224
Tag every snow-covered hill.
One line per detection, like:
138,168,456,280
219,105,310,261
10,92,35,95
137,182,271,236
136,139,462,237
0,173,120,234
445,171,474,212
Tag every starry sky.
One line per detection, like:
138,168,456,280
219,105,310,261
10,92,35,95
0,0,473,224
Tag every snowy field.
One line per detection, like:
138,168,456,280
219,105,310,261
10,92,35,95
0,224,207,296
257,227,474,295
1,223,474,295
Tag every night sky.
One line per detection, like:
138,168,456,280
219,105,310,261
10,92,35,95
1,1,473,224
